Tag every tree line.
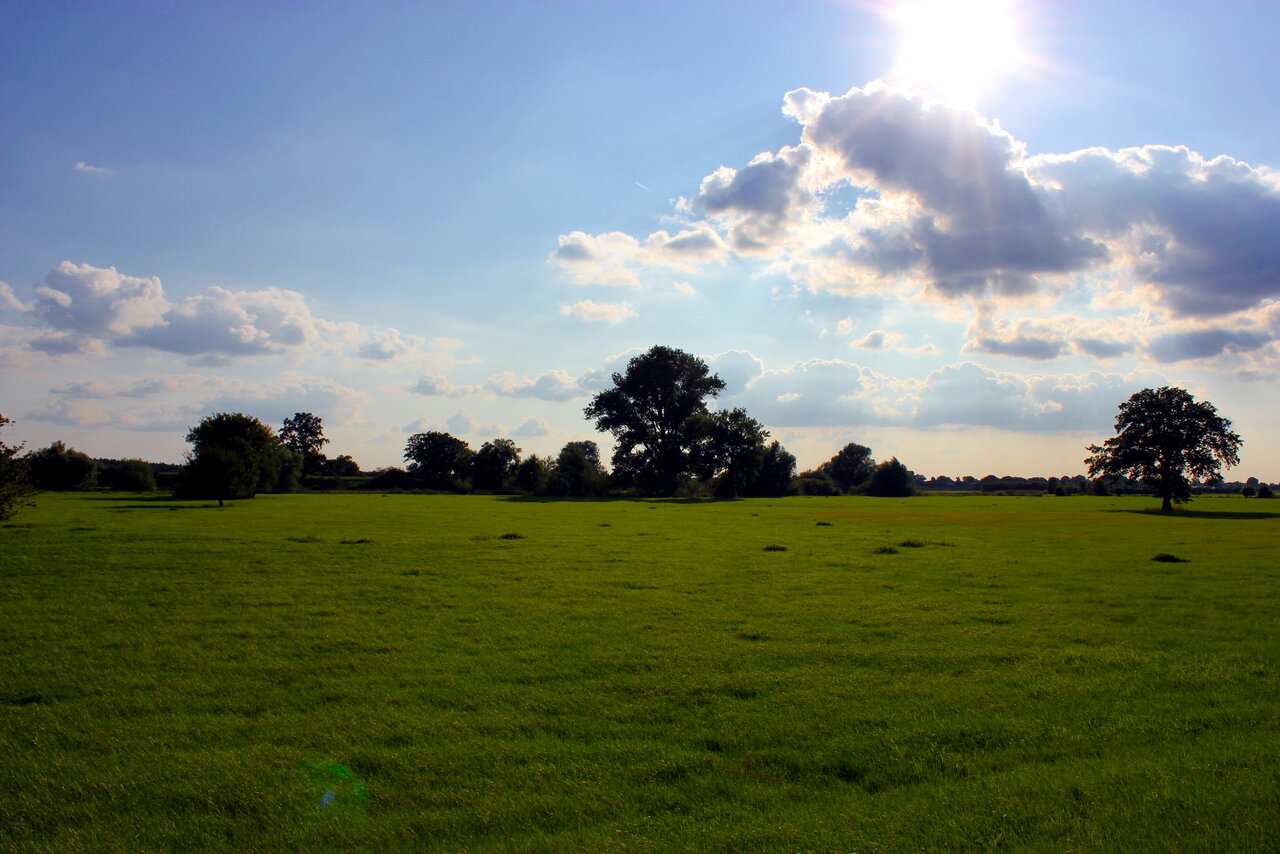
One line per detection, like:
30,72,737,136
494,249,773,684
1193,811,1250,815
0,347,1256,516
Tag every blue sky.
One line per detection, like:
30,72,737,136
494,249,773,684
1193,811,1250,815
2,0,1277,479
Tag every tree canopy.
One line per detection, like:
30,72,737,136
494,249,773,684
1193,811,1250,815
470,438,521,491
1085,386,1242,511
280,412,329,475
584,345,726,495
404,431,473,490
181,412,296,505
26,441,97,491
819,443,875,493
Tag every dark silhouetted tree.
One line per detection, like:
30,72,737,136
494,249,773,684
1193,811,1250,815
470,438,521,491
404,431,473,490
1240,485,1256,498
745,441,797,497
280,412,329,475
514,455,550,494
548,441,608,496
702,408,768,498
27,441,97,491
865,457,917,497
1258,484,1274,499
0,415,36,521
181,412,288,506
819,443,875,493
101,459,157,492
1086,387,1242,512
325,455,360,477
584,345,726,495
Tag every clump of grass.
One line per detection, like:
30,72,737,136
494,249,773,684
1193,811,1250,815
1152,553,1188,563
596,523,611,527
762,544,788,552
874,546,899,555
899,539,925,548
816,521,833,527
285,535,323,543
340,538,373,545
498,532,525,540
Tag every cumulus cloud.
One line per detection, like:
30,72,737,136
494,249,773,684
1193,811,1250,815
548,225,728,287
0,282,30,312
511,416,552,438
446,409,503,437
74,161,110,174
560,300,638,324
408,374,476,397
852,330,904,351
484,370,584,401
556,82,1280,368
22,262,337,359
357,328,426,361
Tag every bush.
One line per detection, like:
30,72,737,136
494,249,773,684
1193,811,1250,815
1258,484,1274,499
793,474,841,496
0,415,35,521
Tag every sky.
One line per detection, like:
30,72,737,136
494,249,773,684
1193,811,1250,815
2,0,1277,479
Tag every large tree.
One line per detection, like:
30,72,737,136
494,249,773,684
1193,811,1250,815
548,440,608,497
26,441,97,491
0,415,36,521
584,345,726,495
280,412,329,475
404,431,473,490
1086,386,1242,512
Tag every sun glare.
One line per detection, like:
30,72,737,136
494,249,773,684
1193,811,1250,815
890,0,1023,108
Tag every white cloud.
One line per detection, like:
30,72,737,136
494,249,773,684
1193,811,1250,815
0,282,30,312
852,329,904,351
74,161,109,174
357,328,426,361
484,370,584,401
560,300,638,324
511,416,552,438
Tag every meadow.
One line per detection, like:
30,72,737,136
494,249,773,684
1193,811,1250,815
1,491,1277,852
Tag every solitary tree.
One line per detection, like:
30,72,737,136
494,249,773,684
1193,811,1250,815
584,346,726,495
1085,386,1242,512
181,412,292,506
404,431,473,490
280,412,329,475
0,415,36,521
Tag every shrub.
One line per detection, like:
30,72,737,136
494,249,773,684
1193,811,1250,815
101,459,157,492
1258,484,1274,499
26,441,97,491
865,458,917,497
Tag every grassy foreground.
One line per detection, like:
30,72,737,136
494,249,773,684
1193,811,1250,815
2,492,1277,852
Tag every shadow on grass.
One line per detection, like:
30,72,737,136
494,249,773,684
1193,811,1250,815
1106,508,1280,521
84,494,231,511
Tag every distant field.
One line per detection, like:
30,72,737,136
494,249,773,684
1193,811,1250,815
2,492,1277,852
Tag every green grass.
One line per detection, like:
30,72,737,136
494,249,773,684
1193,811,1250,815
2,492,1277,852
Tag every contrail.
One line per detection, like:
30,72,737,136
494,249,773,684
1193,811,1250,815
635,182,652,192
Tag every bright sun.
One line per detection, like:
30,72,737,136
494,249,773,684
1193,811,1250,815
890,0,1024,108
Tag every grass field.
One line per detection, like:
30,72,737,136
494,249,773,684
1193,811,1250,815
2,492,1277,852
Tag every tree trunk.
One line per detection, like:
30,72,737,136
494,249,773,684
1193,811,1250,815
1161,493,1172,512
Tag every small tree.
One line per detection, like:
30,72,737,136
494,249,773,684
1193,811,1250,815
26,441,97,491
280,412,330,475
181,412,287,506
1240,485,1257,498
1086,387,1242,512
703,408,768,498
548,441,608,497
745,441,797,497
404,431,473,490
819,443,875,493
514,455,551,494
1258,484,1274,499
865,458,917,497
0,415,36,521
470,438,521,492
